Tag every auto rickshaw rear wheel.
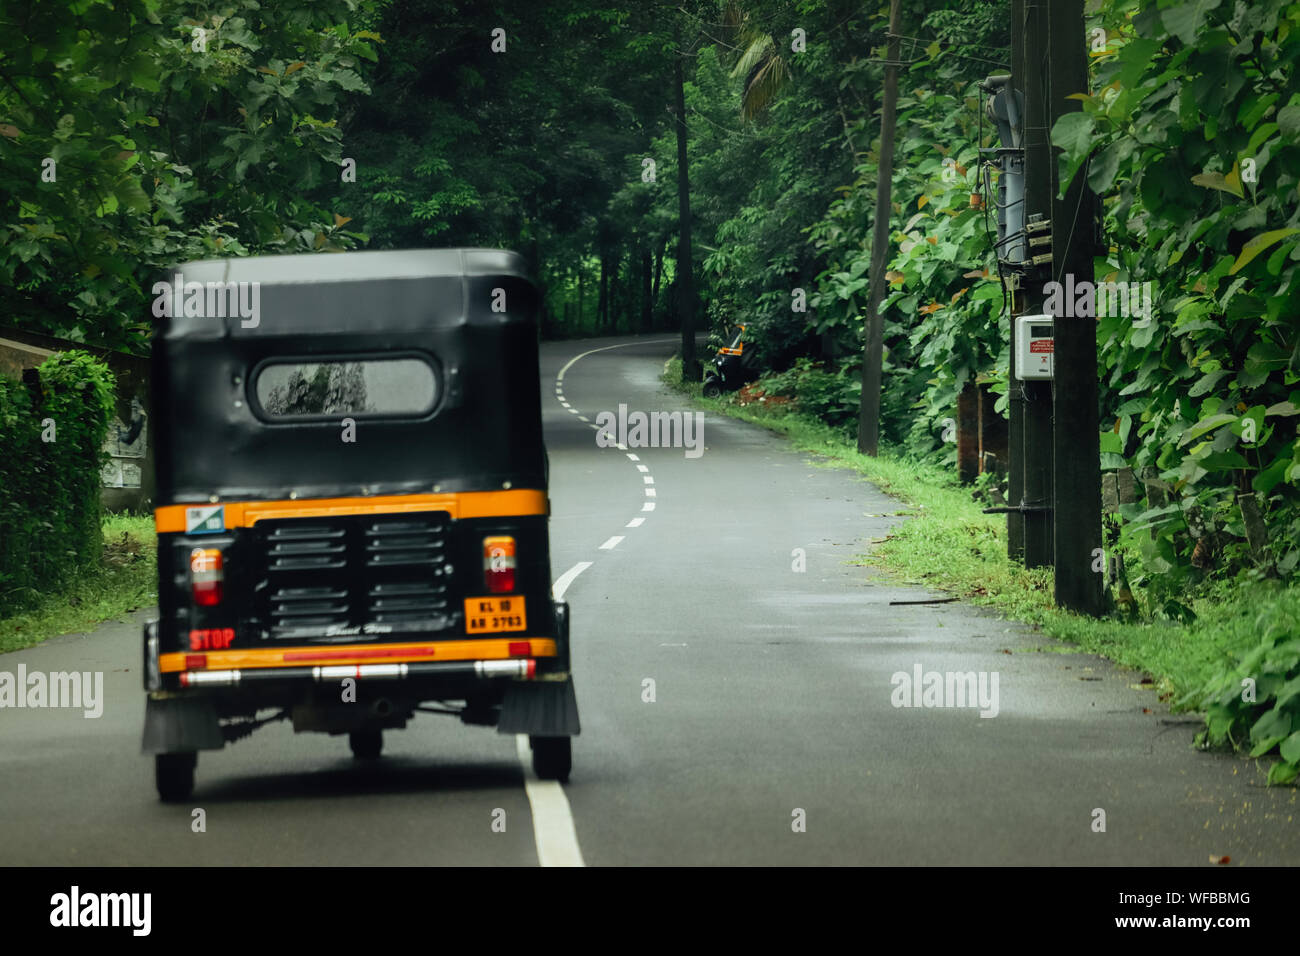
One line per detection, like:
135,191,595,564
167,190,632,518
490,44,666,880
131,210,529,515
349,728,383,760
155,753,196,802
530,735,571,782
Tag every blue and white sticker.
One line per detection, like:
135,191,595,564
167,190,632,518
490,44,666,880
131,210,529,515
186,506,225,535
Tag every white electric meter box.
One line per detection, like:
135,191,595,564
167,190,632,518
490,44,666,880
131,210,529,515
1015,314,1054,380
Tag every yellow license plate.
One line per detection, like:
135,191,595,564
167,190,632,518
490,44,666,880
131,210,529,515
464,596,527,634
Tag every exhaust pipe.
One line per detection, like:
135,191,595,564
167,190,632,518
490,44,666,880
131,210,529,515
371,698,393,719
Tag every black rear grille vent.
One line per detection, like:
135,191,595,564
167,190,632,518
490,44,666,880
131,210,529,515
255,512,453,641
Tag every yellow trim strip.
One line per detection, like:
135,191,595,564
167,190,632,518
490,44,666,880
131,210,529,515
161,638,557,673
155,489,548,533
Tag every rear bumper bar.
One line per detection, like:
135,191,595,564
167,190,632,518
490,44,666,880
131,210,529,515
179,657,537,686
159,637,557,675
146,604,570,692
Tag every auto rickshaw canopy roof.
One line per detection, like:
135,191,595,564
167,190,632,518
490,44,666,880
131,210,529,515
150,248,547,505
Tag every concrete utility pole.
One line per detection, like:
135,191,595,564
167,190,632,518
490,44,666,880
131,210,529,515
994,0,1103,613
855,0,901,456
1045,0,1104,615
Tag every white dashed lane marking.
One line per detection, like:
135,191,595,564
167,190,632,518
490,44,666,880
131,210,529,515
552,342,666,561
523,338,675,869
552,561,592,601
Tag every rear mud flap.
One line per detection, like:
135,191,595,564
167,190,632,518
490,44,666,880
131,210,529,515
141,696,225,754
497,677,581,737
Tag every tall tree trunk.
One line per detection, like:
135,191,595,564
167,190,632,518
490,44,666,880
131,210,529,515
652,236,665,329
855,0,901,455
527,202,543,333
673,26,699,380
618,248,629,333
578,262,585,330
640,244,652,333
608,248,621,333
595,251,605,329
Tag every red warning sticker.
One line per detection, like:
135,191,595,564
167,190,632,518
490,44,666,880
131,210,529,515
1030,339,1054,354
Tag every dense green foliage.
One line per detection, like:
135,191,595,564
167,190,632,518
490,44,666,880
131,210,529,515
343,1,699,334
1051,0,1300,592
683,1,1300,606
0,0,378,351
1193,590,1300,785
1,513,158,654
0,351,115,615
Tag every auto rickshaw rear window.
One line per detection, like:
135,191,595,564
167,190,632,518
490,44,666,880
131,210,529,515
253,357,437,419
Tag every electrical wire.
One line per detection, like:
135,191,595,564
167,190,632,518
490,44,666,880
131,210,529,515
888,31,1012,65
977,82,1014,418
977,85,1007,324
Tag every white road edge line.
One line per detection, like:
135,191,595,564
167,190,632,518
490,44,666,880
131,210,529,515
516,735,585,867
556,337,680,382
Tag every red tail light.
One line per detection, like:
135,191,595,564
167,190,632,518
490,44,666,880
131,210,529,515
483,536,516,593
190,548,224,606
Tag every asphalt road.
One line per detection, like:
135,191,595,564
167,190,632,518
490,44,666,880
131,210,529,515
1,334,1296,865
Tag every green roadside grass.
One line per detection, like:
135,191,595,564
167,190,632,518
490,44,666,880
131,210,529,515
0,513,157,654
662,357,1295,710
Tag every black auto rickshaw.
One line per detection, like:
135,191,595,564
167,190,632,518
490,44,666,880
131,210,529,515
141,248,579,801
701,324,757,397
